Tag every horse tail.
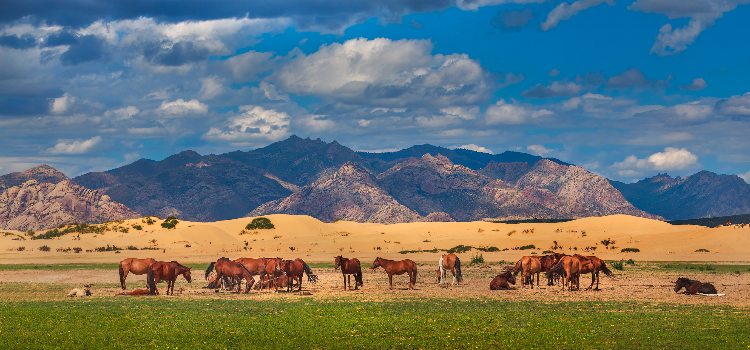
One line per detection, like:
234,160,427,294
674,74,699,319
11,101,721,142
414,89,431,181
599,261,614,277
355,268,363,287
455,257,463,283
205,261,216,280
303,262,319,284
546,260,563,279
118,263,125,289
147,268,156,295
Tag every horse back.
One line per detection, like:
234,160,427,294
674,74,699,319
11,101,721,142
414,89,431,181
344,258,361,274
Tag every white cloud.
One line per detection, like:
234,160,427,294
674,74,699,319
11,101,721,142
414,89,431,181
715,93,750,115
637,101,714,125
548,69,561,77
199,76,225,99
441,106,480,120
456,0,547,11
679,78,708,91
527,144,554,156
51,94,74,114
522,81,584,98
457,144,494,154
44,136,102,155
613,147,698,173
202,105,290,142
157,99,208,116
105,106,139,120
739,170,750,183
298,115,335,133
485,99,553,124
541,0,616,31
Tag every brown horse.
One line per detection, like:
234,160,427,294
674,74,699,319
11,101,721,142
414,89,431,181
212,259,256,293
511,256,541,289
205,257,236,290
146,261,192,295
254,274,290,290
119,258,156,290
334,256,363,291
546,255,580,291
282,258,319,292
435,253,463,287
674,277,718,295
370,257,418,290
115,288,153,296
490,270,517,290
539,254,561,286
573,254,614,290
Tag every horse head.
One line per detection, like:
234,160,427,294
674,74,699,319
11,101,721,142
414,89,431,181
184,267,192,283
674,277,690,293
334,256,342,270
370,257,381,270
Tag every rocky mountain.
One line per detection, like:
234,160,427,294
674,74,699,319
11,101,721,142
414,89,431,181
76,155,292,222
0,179,140,231
0,165,69,191
249,162,426,224
610,171,750,220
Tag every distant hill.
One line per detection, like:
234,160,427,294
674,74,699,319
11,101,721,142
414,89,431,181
0,165,69,191
610,171,750,220
669,214,750,228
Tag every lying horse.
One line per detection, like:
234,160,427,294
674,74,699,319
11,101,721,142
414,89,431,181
67,284,92,297
436,253,463,287
371,257,417,290
674,277,718,295
490,270,516,290
115,288,153,296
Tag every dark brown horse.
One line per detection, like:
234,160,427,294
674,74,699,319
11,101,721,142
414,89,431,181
146,261,192,295
283,258,319,292
490,270,517,290
211,259,256,293
334,256,363,291
370,257,417,290
205,257,235,290
435,253,463,287
674,277,718,295
539,254,561,286
119,258,156,290
546,255,580,291
511,256,541,289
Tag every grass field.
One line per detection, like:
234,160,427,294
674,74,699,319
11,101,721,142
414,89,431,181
0,295,747,349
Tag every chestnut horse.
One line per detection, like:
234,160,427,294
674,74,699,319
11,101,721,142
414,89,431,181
370,257,417,290
490,270,517,290
212,259,256,293
282,258,319,292
334,256,363,291
435,253,463,287
119,258,156,290
511,256,541,289
573,254,614,290
146,261,192,295
674,277,718,295
205,257,235,290
254,274,290,290
115,289,152,296
546,255,580,291
230,257,283,291
539,254,561,286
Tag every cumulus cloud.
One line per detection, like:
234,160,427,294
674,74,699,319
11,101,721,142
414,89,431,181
457,144,494,154
157,99,208,117
613,147,699,176
44,136,102,155
521,81,583,98
635,101,715,126
548,69,560,77
527,144,553,156
715,93,750,115
739,170,750,183
273,37,493,108
606,67,649,87
485,99,553,124
541,0,616,31
202,105,290,142
492,8,535,32
679,78,708,91
105,106,140,120
629,0,749,56
51,94,74,114
441,106,480,120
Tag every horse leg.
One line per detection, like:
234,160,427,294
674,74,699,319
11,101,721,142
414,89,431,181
120,266,129,290
388,274,393,290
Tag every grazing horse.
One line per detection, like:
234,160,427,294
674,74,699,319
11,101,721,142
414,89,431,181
254,274,290,290
539,254,561,286
233,257,281,290
573,254,614,290
260,257,284,292
212,259,256,293
370,257,418,290
511,256,541,289
205,257,236,290
147,261,192,295
490,270,517,290
119,258,156,290
674,277,718,295
334,256,363,291
546,255,580,291
283,258,319,292
435,253,463,287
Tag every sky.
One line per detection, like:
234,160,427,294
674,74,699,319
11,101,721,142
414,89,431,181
1,0,750,183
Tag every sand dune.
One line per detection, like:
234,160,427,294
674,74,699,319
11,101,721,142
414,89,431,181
1,214,749,264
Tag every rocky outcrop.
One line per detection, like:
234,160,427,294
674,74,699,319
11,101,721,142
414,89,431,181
249,162,422,224
0,165,69,191
0,179,140,231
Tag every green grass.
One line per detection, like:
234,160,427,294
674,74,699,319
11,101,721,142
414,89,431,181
658,262,750,274
0,263,121,271
0,297,747,349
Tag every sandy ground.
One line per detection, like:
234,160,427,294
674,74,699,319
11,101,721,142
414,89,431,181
1,214,749,307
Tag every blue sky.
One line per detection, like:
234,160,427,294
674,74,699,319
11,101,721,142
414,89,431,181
1,0,750,183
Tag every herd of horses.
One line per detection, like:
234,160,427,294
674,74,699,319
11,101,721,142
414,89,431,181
116,252,717,296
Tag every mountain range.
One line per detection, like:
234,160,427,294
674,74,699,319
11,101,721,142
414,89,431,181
1,135,749,230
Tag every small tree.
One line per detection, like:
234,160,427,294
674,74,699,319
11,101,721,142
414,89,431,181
246,217,275,230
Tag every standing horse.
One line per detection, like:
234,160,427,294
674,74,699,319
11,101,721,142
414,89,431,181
212,259,256,293
262,257,284,292
147,261,192,295
511,256,541,289
205,257,235,290
334,256,363,291
573,254,613,290
539,254,560,286
490,270,517,290
546,255,580,291
674,277,718,295
119,258,156,290
282,258,319,292
435,253,463,287
370,257,418,290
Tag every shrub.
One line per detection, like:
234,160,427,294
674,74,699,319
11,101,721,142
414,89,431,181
132,225,143,230
16,246,26,252
38,245,51,252
475,246,500,252
625,258,635,265
95,245,122,252
695,248,710,252
507,230,516,236
126,245,139,250
246,217,275,230
517,244,536,250
447,245,472,254
621,247,640,253
73,247,82,253
24,230,36,237
185,244,191,248
610,260,624,271
470,253,485,265
161,222,175,229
